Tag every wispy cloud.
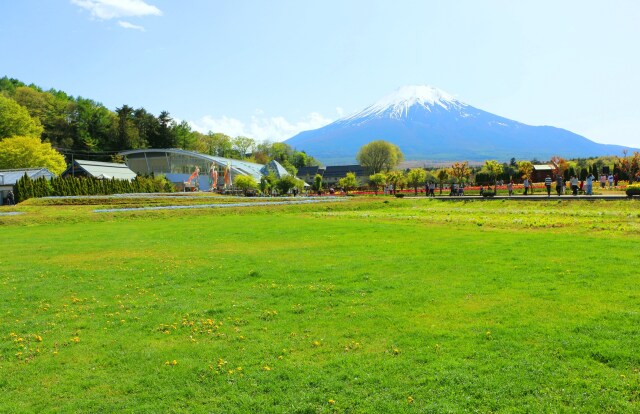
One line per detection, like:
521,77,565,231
71,0,161,20
118,20,145,31
189,111,335,142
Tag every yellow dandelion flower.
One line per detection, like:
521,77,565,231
172,360,177,365
328,399,335,405
407,396,414,404
263,365,271,371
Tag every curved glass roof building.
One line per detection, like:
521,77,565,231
120,148,289,189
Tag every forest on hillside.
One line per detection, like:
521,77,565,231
0,76,319,172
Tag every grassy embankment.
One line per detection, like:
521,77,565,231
1,197,639,412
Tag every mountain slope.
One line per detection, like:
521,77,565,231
285,85,634,165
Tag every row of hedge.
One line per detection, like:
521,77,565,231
14,174,174,203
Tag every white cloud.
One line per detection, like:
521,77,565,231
118,20,145,31
71,0,161,20
189,112,334,142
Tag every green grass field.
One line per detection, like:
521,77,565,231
1,197,639,413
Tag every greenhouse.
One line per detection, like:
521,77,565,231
119,148,289,191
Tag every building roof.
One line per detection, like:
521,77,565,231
297,166,325,178
533,164,554,171
62,160,137,180
260,160,290,179
0,168,55,186
120,148,266,181
322,165,366,178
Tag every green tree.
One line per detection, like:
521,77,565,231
337,172,359,194
517,160,534,181
201,132,233,157
0,95,44,139
368,172,387,195
115,105,142,150
233,175,258,196
356,140,404,173
386,170,406,194
406,168,427,195
312,174,323,193
280,160,298,176
276,174,302,195
12,86,53,121
0,136,66,175
132,107,160,149
233,136,256,159
259,174,277,195
436,168,449,195
174,120,196,150
157,111,177,148
482,160,504,191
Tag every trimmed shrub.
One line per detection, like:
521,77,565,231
626,184,640,197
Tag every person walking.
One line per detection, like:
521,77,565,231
555,174,564,196
570,175,579,196
586,173,594,195
507,180,513,196
523,177,530,195
544,175,552,196
608,174,614,188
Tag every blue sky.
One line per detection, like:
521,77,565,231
1,0,639,148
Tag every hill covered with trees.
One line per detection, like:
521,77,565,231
0,76,319,173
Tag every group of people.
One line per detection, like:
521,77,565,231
599,173,618,189
544,173,602,196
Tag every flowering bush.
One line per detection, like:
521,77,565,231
625,184,640,197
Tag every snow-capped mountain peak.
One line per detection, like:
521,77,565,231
344,85,464,121
285,84,635,164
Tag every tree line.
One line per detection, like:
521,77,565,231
0,77,319,175
347,140,640,194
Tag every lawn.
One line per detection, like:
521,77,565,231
1,197,639,413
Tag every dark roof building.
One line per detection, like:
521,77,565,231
322,165,366,185
296,166,326,184
532,164,554,182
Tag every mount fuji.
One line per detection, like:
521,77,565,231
285,85,635,165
